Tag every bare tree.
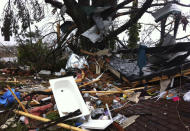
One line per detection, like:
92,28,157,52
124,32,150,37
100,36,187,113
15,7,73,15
1,0,190,52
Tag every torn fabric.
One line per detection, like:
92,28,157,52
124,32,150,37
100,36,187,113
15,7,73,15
137,45,147,75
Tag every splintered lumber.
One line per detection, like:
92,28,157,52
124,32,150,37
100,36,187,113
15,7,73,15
79,79,100,88
14,110,86,131
111,85,123,92
7,85,28,113
82,87,145,94
82,90,133,94
132,68,190,87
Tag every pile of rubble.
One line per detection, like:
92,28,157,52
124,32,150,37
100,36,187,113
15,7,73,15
0,48,190,131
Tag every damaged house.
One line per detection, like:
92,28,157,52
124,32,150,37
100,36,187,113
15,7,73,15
0,0,190,131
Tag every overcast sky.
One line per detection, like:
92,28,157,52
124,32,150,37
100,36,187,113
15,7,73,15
0,0,189,46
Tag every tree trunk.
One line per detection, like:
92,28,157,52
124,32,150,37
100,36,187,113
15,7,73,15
45,0,153,51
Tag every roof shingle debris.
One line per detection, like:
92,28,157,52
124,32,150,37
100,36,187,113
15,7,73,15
113,98,190,131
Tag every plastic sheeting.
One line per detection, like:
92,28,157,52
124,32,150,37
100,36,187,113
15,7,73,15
65,53,88,69
0,89,21,106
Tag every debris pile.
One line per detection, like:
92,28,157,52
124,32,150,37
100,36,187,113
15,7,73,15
0,46,190,131
0,3,189,131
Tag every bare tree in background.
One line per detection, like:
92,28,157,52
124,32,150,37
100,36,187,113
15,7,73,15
1,0,190,52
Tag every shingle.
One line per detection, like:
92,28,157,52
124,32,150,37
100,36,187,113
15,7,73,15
121,98,190,131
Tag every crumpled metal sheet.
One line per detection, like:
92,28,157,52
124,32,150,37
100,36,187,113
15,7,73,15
153,3,181,22
82,20,112,43
65,53,88,69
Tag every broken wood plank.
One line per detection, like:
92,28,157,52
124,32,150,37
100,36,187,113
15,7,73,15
14,110,86,131
82,87,145,94
132,68,190,86
79,79,100,88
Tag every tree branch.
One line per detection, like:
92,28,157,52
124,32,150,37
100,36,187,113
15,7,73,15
176,35,190,40
63,0,90,32
45,0,90,32
102,0,134,19
107,0,153,38
173,1,190,7
45,0,63,9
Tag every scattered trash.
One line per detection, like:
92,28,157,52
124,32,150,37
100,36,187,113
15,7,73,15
39,70,51,75
172,96,180,102
127,92,141,103
66,53,88,69
1,42,190,131
1,117,17,129
81,104,113,130
1,1,190,131
0,88,20,106
113,114,128,125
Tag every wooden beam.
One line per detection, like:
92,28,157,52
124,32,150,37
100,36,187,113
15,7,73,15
82,87,145,94
132,68,190,86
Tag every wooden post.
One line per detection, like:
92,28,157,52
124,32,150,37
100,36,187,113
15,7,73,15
7,85,28,113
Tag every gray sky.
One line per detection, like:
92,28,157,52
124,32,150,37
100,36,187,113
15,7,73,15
0,0,189,46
